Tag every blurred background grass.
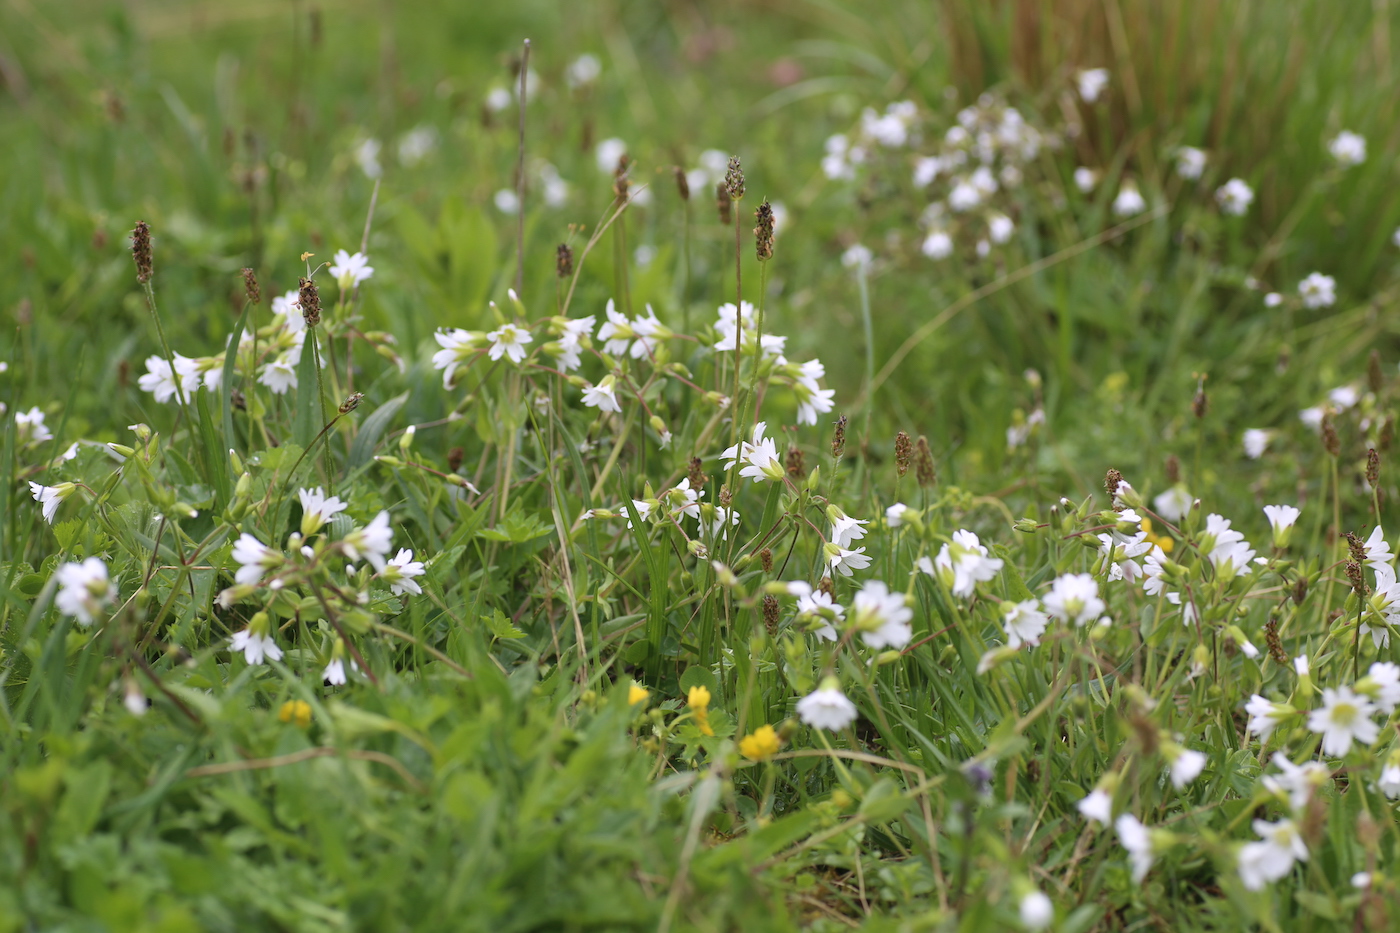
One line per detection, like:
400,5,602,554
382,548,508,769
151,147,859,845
3,0,1399,512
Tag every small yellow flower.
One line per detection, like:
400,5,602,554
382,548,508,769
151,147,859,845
1141,517,1174,554
278,699,312,728
628,682,650,706
687,685,714,736
739,724,781,761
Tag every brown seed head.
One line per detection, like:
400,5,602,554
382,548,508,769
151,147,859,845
1165,453,1180,485
831,414,847,459
241,268,261,305
785,443,806,478
762,594,780,637
1382,416,1395,452
724,155,745,201
1293,576,1309,605
895,431,912,477
754,200,775,262
299,276,322,328
556,243,574,279
1105,469,1123,500
759,548,773,573
130,221,153,284
915,436,936,487
674,165,690,201
1264,617,1288,665
718,484,733,508
447,446,465,474
688,456,708,493
1345,531,1366,565
338,392,364,414
818,576,834,597
1192,384,1208,419
1321,412,1341,457
716,182,732,225
1368,448,1380,489
612,155,630,200
1345,559,1366,597
1369,349,1385,395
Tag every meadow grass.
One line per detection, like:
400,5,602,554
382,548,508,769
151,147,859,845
3,2,1400,930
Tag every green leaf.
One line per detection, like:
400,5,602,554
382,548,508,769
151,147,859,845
194,387,230,505
293,335,322,449
348,391,410,470
483,608,526,640
221,303,249,457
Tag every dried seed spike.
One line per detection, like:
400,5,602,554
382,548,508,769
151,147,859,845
915,436,936,488
1345,559,1366,597
674,165,690,201
1164,453,1181,485
1104,469,1123,500
724,155,745,201
447,446,465,473
612,154,630,200
1321,412,1340,457
785,443,806,478
759,548,773,573
130,221,153,284
716,182,732,225
299,276,322,328
754,199,774,262
338,392,364,414
241,268,261,305
1368,448,1380,489
1192,382,1208,419
556,243,574,279
718,484,733,507
688,456,708,492
1264,617,1288,665
762,594,780,636
894,431,912,477
831,414,847,459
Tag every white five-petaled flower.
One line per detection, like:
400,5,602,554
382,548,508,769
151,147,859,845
1167,746,1207,789
1308,686,1379,757
1215,178,1254,216
1097,530,1152,582
1263,504,1300,548
1077,788,1113,824
1243,428,1270,459
1327,130,1366,166
258,357,299,395
1365,661,1400,713
1073,166,1097,192
1174,146,1207,179
138,354,200,403
342,511,394,572
1378,755,1400,799
885,503,910,527
1112,182,1146,217
54,557,115,626
596,300,636,357
827,544,872,578
328,250,374,290
380,548,426,595
923,529,1004,598
432,328,487,388
1076,68,1109,103
791,583,844,641
1238,818,1308,891
1019,890,1054,931
1115,814,1155,882
298,486,348,536
486,323,533,364
796,682,858,731
232,533,280,586
29,481,76,524
230,629,282,666
851,580,913,649
1363,525,1393,568
830,510,870,549
581,374,622,413
1152,485,1193,522
15,406,54,446
1002,599,1048,649
1043,573,1105,626
1298,272,1336,309
1245,694,1292,742
324,658,348,685
720,421,784,483
1262,755,1330,812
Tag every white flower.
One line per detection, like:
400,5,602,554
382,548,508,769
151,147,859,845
948,180,981,212
15,406,54,445
1366,661,1400,713
1152,485,1192,523
885,503,910,527
230,629,282,666
1002,600,1048,649
1076,68,1109,103
596,300,636,357
324,658,348,685
841,244,873,270
988,213,1014,244
486,323,533,364
1112,182,1146,217
1238,818,1307,891
596,138,629,174
1364,525,1393,568
298,486,348,536
828,545,872,577
1215,178,1254,216
926,529,1004,598
1328,130,1366,166
1242,429,1270,459
123,682,147,715
431,328,485,388
353,138,382,179
1262,755,1330,812
1353,872,1373,889
1043,573,1105,626
1115,814,1155,882
1174,146,1207,179
851,580,913,649
1077,788,1113,824
566,53,601,88
1329,384,1359,409
1073,166,1097,192
29,481,76,524
54,557,115,626
328,250,374,290
1168,748,1207,789
138,354,199,403
1298,272,1336,309
342,511,394,572
258,358,298,394
708,506,740,540
231,533,279,586
720,421,784,483
1019,891,1053,930
1298,406,1325,431
381,548,426,595
493,189,520,214
397,126,437,166
1142,545,1171,596
1097,530,1152,582
1308,686,1379,756
1263,504,1301,548
1245,694,1290,742
796,684,858,731
581,375,622,413
1378,761,1400,799
830,511,870,548
1264,292,1283,308
485,87,513,112
921,230,953,259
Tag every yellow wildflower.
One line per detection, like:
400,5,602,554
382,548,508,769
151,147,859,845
687,685,714,736
1142,517,1173,554
278,699,312,728
628,682,650,706
739,724,781,761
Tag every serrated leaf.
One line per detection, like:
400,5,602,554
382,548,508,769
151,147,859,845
483,608,525,640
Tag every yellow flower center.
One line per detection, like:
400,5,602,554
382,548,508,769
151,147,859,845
740,724,781,761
